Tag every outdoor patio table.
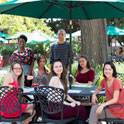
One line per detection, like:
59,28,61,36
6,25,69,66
68,84,105,106
23,85,105,106
23,87,35,100
23,87,34,95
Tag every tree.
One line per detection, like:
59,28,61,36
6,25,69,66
46,19,80,33
0,0,7,3
79,19,108,65
0,15,54,64
0,15,54,36
42,19,109,65
46,19,81,57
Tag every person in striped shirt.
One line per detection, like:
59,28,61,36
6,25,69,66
50,29,73,69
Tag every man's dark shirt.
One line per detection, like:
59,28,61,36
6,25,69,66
50,42,73,67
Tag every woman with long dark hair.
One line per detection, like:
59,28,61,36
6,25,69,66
89,61,124,124
75,56,95,84
49,60,88,123
33,55,49,86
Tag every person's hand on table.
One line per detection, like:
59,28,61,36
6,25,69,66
74,82,81,85
75,101,81,106
88,81,93,85
70,102,76,107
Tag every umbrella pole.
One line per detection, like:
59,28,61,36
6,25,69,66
111,37,112,61
69,20,72,89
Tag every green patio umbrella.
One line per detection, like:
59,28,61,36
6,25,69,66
1,0,124,62
107,26,124,36
0,37,8,43
0,0,124,19
1,0,124,88
0,32,9,39
27,31,56,44
6,32,30,40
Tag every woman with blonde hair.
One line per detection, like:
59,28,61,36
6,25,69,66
3,62,35,124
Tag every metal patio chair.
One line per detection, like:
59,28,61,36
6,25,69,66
98,104,124,124
34,86,75,124
0,86,30,123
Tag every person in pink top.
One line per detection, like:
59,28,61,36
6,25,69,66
89,61,124,124
2,62,35,124
75,56,95,85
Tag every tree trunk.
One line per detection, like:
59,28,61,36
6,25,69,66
79,19,108,66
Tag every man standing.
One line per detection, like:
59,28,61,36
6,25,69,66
10,35,34,86
50,29,73,68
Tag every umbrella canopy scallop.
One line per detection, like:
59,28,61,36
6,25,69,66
0,0,124,19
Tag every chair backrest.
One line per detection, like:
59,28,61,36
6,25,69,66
0,86,22,118
34,86,64,115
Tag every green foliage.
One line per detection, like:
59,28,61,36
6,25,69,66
0,15,53,59
0,15,54,36
114,62,124,73
27,43,50,56
0,43,50,59
0,45,16,55
46,20,80,33
94,64,103,86
0,76,4,86
71,61,78,76
98,96,106,103
72,39,81,56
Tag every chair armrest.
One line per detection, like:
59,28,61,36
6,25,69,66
99,103,124,123
104,103,124,109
